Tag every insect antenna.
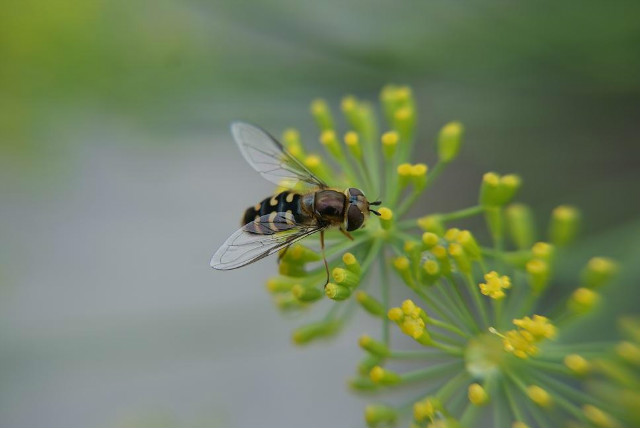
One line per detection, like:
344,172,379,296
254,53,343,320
369,199,382,216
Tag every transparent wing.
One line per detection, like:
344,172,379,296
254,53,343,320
231,121,327,189
211,212,324,270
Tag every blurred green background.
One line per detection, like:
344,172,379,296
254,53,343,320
1,1,639,427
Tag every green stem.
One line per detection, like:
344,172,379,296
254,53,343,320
388,350,451,360
430,318,469,339
430,341,464,356
434,280,477,335
399,361,464,384
380,250,390,345
464,273,491,328
440,205,485,222
444,275,482,333
503,379,529,427
437,371,469,403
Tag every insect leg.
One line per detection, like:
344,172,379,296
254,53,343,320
320,230,330,288
339,227,355,241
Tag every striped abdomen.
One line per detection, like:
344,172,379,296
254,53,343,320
242,191,305,226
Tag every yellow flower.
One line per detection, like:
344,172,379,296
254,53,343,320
479,271,512,299
503,329,538,358
513,315,556,340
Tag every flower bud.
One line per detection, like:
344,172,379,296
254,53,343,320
348,377,378,392
417,214,445,235
325,282,351,301
410,163,428,190
381,131,399,159
356,291,386,318
265,275,298,293
616,341,640,365
413,397,442,422
281,244,322,263
506,203,536,250
273,293,306,312
279,260,306,277
421,232,439,250
359,335,390,357
393,106,414,142
369,366,401,385
549,205,580,247
397,163,413,189
310,98,334,131
332,267,360,288
568,287,599,313
303,154,332,182
358,354,383,376
378,207,394,230
479,172,520,206
527,385,552,407
564,354,591,375
456,230,481,260
526,259,550,295
444,228,460,242
531,242,554,262
342,252,362,276
341,95,363,133
449,243,471,274
364,404,397,428
581,257,619,289
438,121,464,163
393,256,414,286
282,128,305,159
292,320,340,345
431,245,452,276
319,130,344,160
344,131,362,159
583,405,617,428
292,284,324,302
468,383,489,405
421,260,441,285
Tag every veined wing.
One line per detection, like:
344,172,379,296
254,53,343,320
211,212,324,270
231,121,328,189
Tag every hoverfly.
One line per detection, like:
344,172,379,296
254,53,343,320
210,122,381,283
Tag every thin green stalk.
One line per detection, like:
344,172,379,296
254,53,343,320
464,273,491,328
503,379,529,427
400,361,464,384
430,341,464,356
444,275,482,333
380,250,391,344
434,281,477,335
430,318,469,339
389,350,451,360
437,371,469,403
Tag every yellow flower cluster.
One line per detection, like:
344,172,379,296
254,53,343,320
388,299,431,345
479,271,512,299
501,315,556,358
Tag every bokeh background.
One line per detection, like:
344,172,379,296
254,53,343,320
1,1,639,427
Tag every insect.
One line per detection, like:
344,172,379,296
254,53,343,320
210,121,381,283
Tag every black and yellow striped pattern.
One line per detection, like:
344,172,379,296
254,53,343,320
242,191,303,228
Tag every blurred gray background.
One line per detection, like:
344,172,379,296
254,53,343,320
1,1,639,427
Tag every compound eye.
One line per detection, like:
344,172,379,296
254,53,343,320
348,188,364,198
346,205,365,231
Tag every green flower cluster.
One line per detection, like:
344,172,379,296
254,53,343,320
263,86,628,428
